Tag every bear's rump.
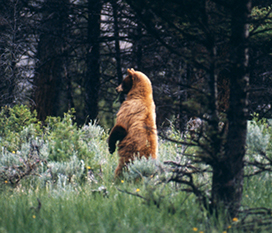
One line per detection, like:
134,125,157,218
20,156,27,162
117,129,155,159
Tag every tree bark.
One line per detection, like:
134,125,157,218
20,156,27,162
85,0,102,121
32,0,69,121
211,0,251,218
111,0,124,103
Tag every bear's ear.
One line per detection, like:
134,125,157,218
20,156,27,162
127,68,135,77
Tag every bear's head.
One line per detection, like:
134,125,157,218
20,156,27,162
116,69,153,98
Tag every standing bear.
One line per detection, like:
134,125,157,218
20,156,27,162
108,68,158,178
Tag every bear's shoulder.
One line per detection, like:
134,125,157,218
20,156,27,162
117,99,147,117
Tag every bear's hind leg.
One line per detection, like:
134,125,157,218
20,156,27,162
114,164,123,178
114,156,131,179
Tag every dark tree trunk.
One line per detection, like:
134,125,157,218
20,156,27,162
63,60,74,111
111,0,124,103
85,0,102,121
211,0,251,218
136,24,143,71
32,0,69,121
33,56,61,122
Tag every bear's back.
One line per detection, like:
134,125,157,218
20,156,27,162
117,96,157,159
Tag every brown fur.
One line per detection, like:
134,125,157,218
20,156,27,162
108,68,158,178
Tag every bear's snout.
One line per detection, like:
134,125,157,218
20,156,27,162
116,85,123,93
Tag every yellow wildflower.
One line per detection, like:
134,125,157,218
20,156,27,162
121,180,124,183
227,225,231,229
223,231,227,233
232,217,238,222
32,215,36,219
192,227,198,231
87,166,91,170
12,151,16,154
136,188,140,192
4,180,8,184
199,231,204,233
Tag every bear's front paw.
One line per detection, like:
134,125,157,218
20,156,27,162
109,144,116,154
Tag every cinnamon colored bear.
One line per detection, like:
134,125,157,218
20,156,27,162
108,68,158,178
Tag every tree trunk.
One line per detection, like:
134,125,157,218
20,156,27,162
136,23,143,71
111,0,124,103
32,0,69,121
85,0,102,121
211,0,251,218
63,60,74,111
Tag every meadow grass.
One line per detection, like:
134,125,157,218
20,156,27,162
1,170,272,233
0,183,200,233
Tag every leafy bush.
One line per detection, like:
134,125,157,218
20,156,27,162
0,105,110,188
245,116,272,178
0,105,41,151
43,110,107,165
123,157,161,182
247,120,270,156
0,105,40,134
0,140,45,186
40,155,86,191
44,109,87,162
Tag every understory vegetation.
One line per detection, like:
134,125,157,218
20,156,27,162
1,105,272,233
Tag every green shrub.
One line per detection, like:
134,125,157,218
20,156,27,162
39,155,86,191
0,105,41,151
123,157,160,182
247,120,270,155
43,109,107,166
43,109,86,162
0,105,40,134
0,105,111,188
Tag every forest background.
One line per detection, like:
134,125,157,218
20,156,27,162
1,0,272,231
1,0,271,128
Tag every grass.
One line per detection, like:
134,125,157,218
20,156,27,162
0,184,200,233
243,174,272,209
2,167,272,233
